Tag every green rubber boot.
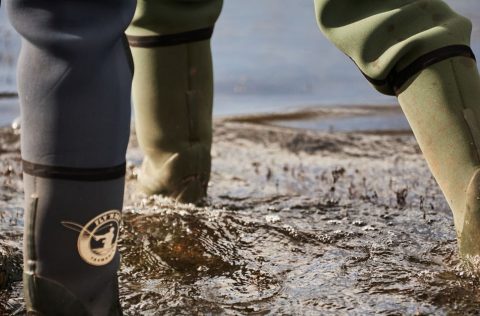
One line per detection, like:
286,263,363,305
127,0,223,204
397,57,480,259
129,40,214,204
314,0,480,259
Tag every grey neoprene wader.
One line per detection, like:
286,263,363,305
6,0,135,314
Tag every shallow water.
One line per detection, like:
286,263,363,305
1,123,480,315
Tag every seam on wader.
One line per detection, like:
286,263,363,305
185,43,200,144
186,90,198,143
185,43,201,176
463,109,480,162
25,189,39,275
450,59,480,163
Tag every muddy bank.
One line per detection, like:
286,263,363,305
1,119,480,315
222,104,411,133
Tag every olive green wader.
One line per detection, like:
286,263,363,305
314,0,480,259
126,0,223,203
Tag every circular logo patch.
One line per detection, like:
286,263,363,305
62,210,121,266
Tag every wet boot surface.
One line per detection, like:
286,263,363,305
1,119,480,315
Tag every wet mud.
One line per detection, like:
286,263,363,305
222,105,411,133
1,120,480,315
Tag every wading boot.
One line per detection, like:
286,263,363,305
22,175,125,316
314,0,480,259
127,0,223,204
397,56,480,260
6,0,135,313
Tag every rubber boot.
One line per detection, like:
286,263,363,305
129,40,214,204
397,56,480,259
314,0,480,260
126,0,223,204
6,0,135,313
22,174,125,315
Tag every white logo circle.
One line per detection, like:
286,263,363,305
76,210,121,266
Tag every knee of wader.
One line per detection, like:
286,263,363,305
127,0,223,37
5,0,135,57
138,142,212,200
314,0,473,95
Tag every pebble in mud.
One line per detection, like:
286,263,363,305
265,214,281,223
352,220,367,227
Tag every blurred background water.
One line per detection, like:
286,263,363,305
0,0,479,125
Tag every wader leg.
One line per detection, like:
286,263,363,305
127,0,223,204
6,0,136,314
398,57,480,259
314,0,480,259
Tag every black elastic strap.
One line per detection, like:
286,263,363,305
22,160,126,181
127,27,214,48
363,45,476,94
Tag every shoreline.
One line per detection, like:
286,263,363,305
0,100,411,134
220,104,411,134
